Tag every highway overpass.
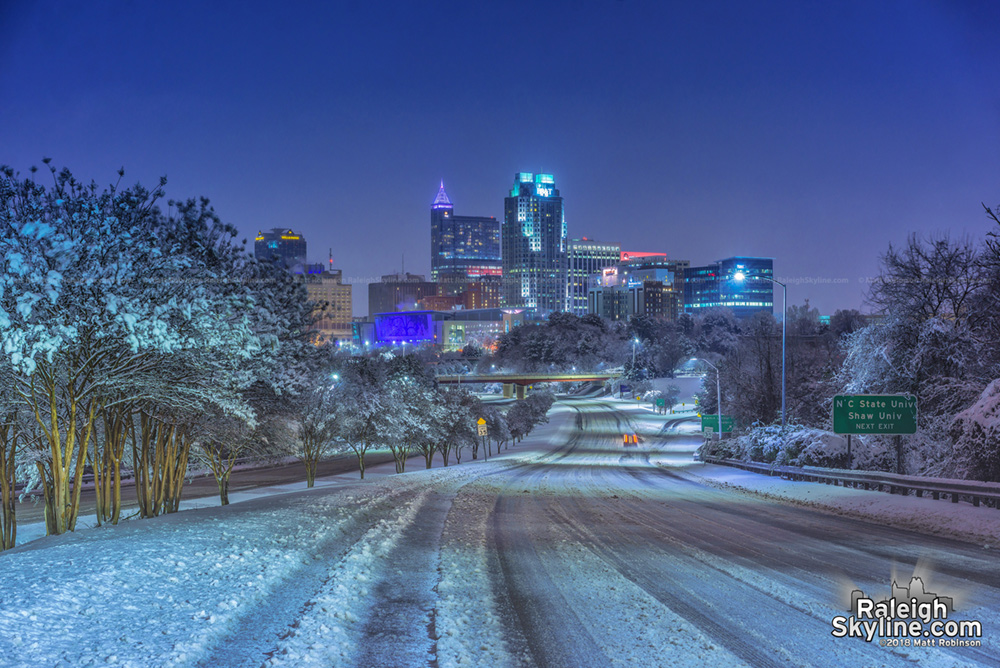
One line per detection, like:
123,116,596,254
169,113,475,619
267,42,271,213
436,373,616,399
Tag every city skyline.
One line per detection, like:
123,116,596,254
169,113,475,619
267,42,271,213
2,2,998,317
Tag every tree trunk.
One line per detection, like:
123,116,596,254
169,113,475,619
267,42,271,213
166,427,190,514
356,446,366,479
96,402,131,526
36,461,55,536
67,399,97,533
425,448,433,469
0,424,17,551
305,458,316,488
218,473,230,506
111,457,122,525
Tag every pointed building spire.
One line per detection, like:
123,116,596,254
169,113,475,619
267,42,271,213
432,180,453,209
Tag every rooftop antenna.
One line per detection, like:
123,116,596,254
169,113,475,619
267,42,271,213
328,247,333,267
402,253,405,276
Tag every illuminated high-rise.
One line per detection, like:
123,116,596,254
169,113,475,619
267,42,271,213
684,257,774,318
502,173,567,313
430,182,501,282
566,238,621,315
254,228,307,271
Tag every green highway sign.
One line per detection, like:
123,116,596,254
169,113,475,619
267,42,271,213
832,395,917,435
700,414,733,432
655,398,666,407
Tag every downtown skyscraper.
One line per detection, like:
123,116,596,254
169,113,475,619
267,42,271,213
566,238,621,316
429,182,501,282
254,228,307,271
502,173,567,313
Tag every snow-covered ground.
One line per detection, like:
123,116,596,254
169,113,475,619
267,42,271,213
642,419,1000,547
2,400,998,668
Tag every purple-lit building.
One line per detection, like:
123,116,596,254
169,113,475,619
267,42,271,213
373,308,527,352
430,181,501,282
374,311,436,344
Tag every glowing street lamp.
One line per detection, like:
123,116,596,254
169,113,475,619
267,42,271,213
733,270,787,432
690,358,722,438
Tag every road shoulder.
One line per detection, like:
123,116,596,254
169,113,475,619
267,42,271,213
669,460,1000,547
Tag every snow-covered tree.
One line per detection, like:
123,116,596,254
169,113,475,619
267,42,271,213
950,380,1000,482
435,389,474,466
292,381,341,488
336,358,392,479
410,392,447,470
1,164,313,529
505,401,533,443
480,407,510,457
0,165,194,534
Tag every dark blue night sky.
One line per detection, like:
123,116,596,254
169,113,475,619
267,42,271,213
2,1,998,315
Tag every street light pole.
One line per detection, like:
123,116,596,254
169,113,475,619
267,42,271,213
733,272,787,432
691,358,722,438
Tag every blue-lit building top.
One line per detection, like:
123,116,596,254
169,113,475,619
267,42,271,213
254,228,307,271
502,173,568,313
430,182,501,282
684,257,774,318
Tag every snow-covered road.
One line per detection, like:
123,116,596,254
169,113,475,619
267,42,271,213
1,399,997,667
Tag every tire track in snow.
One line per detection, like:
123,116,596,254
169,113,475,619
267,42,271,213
491,492,608,668
351,490,454,668
550,489,828,667
187,478,432,668
434,478,530,668
260,489,434,666
549,461,988,668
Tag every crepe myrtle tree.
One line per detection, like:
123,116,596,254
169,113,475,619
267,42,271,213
293,379,342,488
409,390,448,470
505,401,533,444
334,356,397,479
436,388,475,466
381,353,439,473
118,196,287,518
0,163,311,532
0,164,195,534
382,381,415,474
482,407,511,456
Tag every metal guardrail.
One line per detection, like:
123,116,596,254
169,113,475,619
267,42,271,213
700,455,1000,509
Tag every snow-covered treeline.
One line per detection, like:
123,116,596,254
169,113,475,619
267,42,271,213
700,204,1000,482
304,352,556,478
0,163,315,548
